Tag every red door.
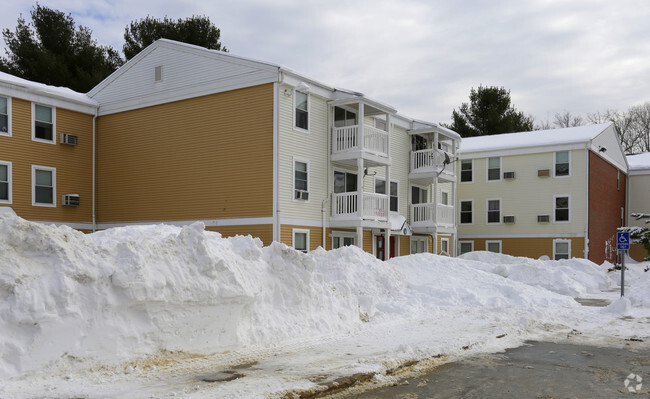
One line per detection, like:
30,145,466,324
376,235,396,261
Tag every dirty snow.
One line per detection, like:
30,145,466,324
0,213,648,398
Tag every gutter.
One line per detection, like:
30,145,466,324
92,108,98,232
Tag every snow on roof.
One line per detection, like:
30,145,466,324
627,152,650,170
459,122,612,154
0,71,98,106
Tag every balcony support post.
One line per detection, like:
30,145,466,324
385,163,391,259
357,157,364,219
433,175,438,254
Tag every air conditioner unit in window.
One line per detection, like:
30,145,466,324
537,214,550,223
503,171,515,179
60,133,78,146
538,169,550,177
295,190,309,200
503,215,515,223
62,194,80,206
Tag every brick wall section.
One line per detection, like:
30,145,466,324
588,151,626,264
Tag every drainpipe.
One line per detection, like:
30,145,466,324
584,144,590,259
92,109,98,232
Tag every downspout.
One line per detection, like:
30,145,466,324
584,144,590,259
273,77,281,242
92,108,98,232
323,102,332,248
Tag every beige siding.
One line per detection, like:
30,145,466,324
96,84,274,223
628,173,650,228
0,98,93,223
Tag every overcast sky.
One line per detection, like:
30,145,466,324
2,0,649,126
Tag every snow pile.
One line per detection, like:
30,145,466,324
459,251,615,297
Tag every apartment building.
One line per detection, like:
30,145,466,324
457,123,627,264
626,152,650,261
0,39,460,258
0,72,97,230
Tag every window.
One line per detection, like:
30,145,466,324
486,240,502,253
332,232,355,249
32,165,56,207
460,159,473,182
0,96,9,135
460,200,473,224
293,229,310,253
459,241,474,255
440,237,450,255
617,170,620,190
0,161,11,203
334,170,357,193
334,106,357,128
293,158,309,200
410,236,428,254
441,190,449,206
487,199,501,224
33,104,55,142
411,185,428,204
487,157,501,181
154,65,163,82
555,151,570,177
554,195,570,222
553,239,571,260
375,178,398,212
411,135,427,151
294,90,309,131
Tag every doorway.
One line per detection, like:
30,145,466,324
376,235,396,261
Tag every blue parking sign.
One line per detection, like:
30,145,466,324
617,232,630,250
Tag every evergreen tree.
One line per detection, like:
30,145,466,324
446,85,534,137
0,4,123,92
123,15,227,60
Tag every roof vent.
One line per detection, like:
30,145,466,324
154,65,163,82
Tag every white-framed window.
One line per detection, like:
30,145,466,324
460,200,473,224
32,103,56,143
411,135,428,151
554,151,570,177
0,96,11,136
32,165,56,207
553,239,571,260
294,89,309,132
411,185,428,204
334,106,357,128
440,237,450,255
487,198,501,224
554,195,570,222
441,190,450,205
410,236,428,254
292,228,310,253
459,241,474,255
375,177,398,212
0,161,11,203
334,169,357,193
487,157,501,181
460,159,473,183
486,240,502,253
293,158,309,201
332,231,356,249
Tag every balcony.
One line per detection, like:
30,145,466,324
410,203,455,231
410,148,455,180
332,192,389,223
332,125,390,164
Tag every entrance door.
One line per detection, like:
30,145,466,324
376,235,396,261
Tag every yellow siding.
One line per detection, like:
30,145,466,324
280,224,324,252
206,224,273,246
0,98,93,223
463,237,585,259
96,84,274,223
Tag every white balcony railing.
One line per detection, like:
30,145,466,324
410,148,455,177
332,192,388,221
411,203,455,227
332,125,389,158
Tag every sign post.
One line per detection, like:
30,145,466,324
617,232,630,297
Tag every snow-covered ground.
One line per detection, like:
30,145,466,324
0,213,648,398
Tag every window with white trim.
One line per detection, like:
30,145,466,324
487,199,501,224
293,158,309,201
32,165,56,206
460,159,473,182
334,106,357,127
375,177,398,212
553,239,571,260
0,161,11,203
486,240,502,253
332,231,356,249
440,237,450,255
554,195,570,222
33,103,55,143
294,90,309,131
334,170,357,193
441,190,449,205
411,185,428,204
460,200,473,224
459,241,474,255
410,236,428,254
554,151,570,177
0,96,10,135
293,229,310,253
487,157,501,181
